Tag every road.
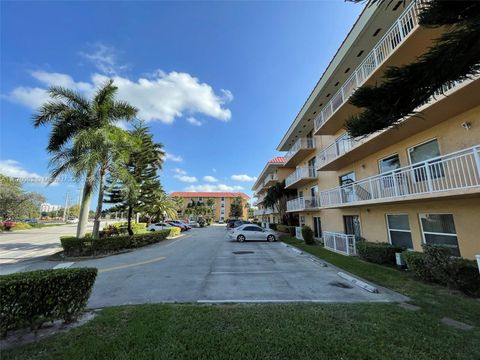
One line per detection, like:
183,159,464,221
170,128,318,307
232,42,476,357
16,224,407,306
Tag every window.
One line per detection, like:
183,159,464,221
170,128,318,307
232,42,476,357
419,214,460,256
409,139,444,181
308,157,316,176
339,172,356,203
221,197,224,201
244,226,260,231
379,154,400,173
386,214,413,249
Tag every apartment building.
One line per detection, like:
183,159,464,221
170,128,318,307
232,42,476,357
265,0,480,259
251,157,293,224
170,192,250,222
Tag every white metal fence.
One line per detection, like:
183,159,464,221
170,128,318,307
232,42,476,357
286,137,316,162
323,231,357,256
314,0,426,132
320,146,480,207
285,166,317,187
317,134,356,169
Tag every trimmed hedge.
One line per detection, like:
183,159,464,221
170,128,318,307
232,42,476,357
269,223,277,231
277,225,296,236
404,245,480,297
169,227,181,237
0,268,97,336
61,230,171,257
302,225,315,245
357,242,405,265
101,222,147,237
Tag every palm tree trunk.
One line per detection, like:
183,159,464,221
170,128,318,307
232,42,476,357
127,205,134,236
92,166,106,238
76,173,94,238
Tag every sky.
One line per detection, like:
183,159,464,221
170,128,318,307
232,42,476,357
0,0,362,207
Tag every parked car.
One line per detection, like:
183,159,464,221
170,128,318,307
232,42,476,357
148,222,175,231
226,219,251,229
166,220,190,231
24,218,39,224
229,224,276,242
66,217,79,224
188,220,199,228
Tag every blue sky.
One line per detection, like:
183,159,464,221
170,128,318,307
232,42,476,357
0,1,362,207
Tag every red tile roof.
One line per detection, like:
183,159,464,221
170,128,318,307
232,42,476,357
268,156,286,164
170,192,250,199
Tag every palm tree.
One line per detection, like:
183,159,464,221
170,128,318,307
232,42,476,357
33,80,137,237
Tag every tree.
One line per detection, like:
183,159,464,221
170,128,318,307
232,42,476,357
33,79,138,237
344,0,480,137
148,191,179,222
229,196,243,219
105,122,165,235
0,175,45,219
263,181,297,225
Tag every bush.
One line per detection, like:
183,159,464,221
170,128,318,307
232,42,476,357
11,223,32,231
0,268,97,336
60,230,171,257
101,222,148,237
357,242,405,265
198,218,206,227
404,245,480,297
277,225,296,237
169,227,181,237
302,225,315,245
403,251,436,282
269,223,277,231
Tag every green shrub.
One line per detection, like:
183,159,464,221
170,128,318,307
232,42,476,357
404,246,480,297
269,223,277,231
102,222,148,237
277,225,296,237
403,251,436,282
302,225,315,245
198,218,206,227
357,242,404,265
60,230,170,257
11,223,32,230
169,227,181,237
0,268,97,336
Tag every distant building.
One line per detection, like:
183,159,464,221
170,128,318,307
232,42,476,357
170,192,250,222
40,202,61,213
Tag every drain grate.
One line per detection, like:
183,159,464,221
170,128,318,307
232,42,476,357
232,251,255,255
329,281,353,289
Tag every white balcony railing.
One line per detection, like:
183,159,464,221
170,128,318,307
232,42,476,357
263,173,278,187
317,134,356,169
254,207,274,216
314,0,426,132
319,146,480,207
285,166,317,187
285,137,316,162
323,231,357,256
286,196,320,212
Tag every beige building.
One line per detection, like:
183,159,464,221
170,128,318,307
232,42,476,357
260,0,480,259
170,192,250,222
251,156,293,224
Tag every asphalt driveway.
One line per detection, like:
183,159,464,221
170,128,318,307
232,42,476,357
19,224,406,307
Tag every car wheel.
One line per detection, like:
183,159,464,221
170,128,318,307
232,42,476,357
267,234,276,242
237,235,245,242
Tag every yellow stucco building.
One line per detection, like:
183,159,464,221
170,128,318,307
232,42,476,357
254,0,480,259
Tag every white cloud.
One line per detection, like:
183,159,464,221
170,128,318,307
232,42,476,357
203,175,218,183
165,152,183,162
0,159,57,186
186,116,202,127
173,168,187,175
79,43,127,75
184,183,244,192
174,175,198,183
231,174,257,182
7,69,233,125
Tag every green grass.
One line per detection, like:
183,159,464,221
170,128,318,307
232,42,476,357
4,303,480,360
282,236,480,327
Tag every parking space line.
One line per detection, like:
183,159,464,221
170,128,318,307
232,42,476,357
98,256,166,273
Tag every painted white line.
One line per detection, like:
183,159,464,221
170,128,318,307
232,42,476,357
53,262,75,269
211,271,286,275
197,299,392,304
337,272,379,293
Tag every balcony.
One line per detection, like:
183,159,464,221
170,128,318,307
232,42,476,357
319,146,480,208
263,173,278,188
286,196,320,212
285,166,317,188
323,232,357,256
314,0,427,135
285,137,316,167
316,79,473,171
254,207,274,216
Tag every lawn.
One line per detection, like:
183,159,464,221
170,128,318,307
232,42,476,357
3,303,480,360
3,236,479,360
282,236,480,327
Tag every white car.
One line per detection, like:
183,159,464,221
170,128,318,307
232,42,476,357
148,222,174,231
229,224,276,242
66,217,79,224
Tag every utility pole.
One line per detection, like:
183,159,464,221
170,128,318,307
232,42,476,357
62,192,69,222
